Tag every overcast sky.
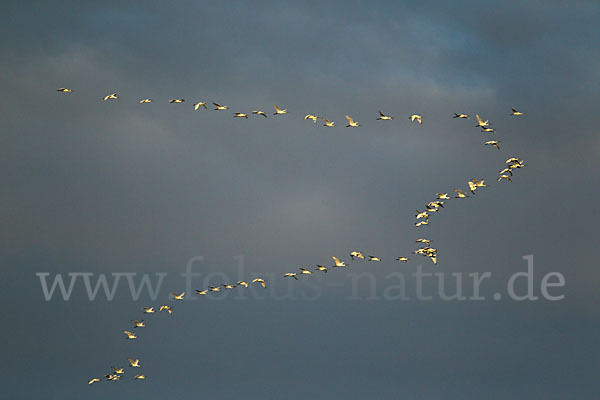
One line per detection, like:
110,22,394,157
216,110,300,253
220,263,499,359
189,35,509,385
0,1,598,399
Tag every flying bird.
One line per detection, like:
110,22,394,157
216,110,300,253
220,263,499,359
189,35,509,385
511,107,525,116
315,265,328,273
284,273,298,280
134,374,146,380
377,111,393,120
159,305,173,314
124,331,138,340
299,268,312,275
396,257,409,263
128,359,140,368
304,114,318,123
171,292,185,300
322,118,335,127
88,378,101,385
169,99,184,103
415,210,429,219
105,374,121,381
436,193,450,200
481,127,495,133
454,189,469,198
369,256,382,262
213,103,229,110
131,320,145,328
208,286,221,292
252,110,267,117
222,284,236,289
234,113,248,119
415,220,429,227
485,140,500,149
273,104,287,115
332,256,346,268
252,278,267,288
112,367,125,374
237,281,249,288
416,238,431,246
453,113,469,119
194,102,207,110
57,88,73,93
409,114,422,124
143,307,155,314
498,174,512,182
475,114,490,127
195,289,208,295
350,251,365,260
103,93,118,101
345,115,360,127
139,98,152,104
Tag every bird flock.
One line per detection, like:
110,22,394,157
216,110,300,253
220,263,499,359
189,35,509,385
55,88,527,385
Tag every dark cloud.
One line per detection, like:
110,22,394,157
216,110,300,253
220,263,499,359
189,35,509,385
0,1,598,398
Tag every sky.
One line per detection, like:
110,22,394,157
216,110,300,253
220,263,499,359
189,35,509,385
0,1,598,399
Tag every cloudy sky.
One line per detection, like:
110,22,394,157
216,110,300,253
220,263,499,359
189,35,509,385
1,1,598,399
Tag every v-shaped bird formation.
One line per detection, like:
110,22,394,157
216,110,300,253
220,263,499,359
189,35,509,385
55,88,527,385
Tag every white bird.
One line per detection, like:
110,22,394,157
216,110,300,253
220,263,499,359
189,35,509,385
143,307,155,314
234,113,248,119
252,110,267,117
57,88,73,93
345,115,360,127
252,278,266,288
284,272,298,280
195,289,208,295
88,378,101,385
481,127,495,133
511,107,525,116
124,331,138,340
332,256,346,267
416,238,431,246
396,257,409,263
171,292,185,300
273,104,287,115
103,93,118,101
315,265,328,273
134,374,146,380
139,98,152,104
453,113,469,119
208,286,221,292
299,268,312,275
194,102,207,110
369,256,382,262
454,189,469,198
349,251,365,260
436,193,450,200
304,114,318,123
415,210,429,219
213,102,229,110
498,174,512,182
128,358,141,368
485,140,500,149
112,367,125,374
105,374,121,381
159,305,173,314
377,111,393,120
415,220,429,227
237,281,249,288
169,98,184,103
409,114,422,124
222,284,236,289
131,320,145,328
322,118,335,127
475,114,490,127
